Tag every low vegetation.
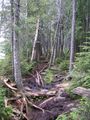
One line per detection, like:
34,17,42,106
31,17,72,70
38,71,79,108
0,87,12,120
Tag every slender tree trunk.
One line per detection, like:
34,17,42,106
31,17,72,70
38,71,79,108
31,17,40,62
13,0,23,90
10,0,14,79
69,0,76,71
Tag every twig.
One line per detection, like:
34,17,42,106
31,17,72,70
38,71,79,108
13,108,29,120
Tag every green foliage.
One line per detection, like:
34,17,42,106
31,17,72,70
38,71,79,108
70,33,90,89
56,51,69,71
44,69,53,83
0,87,12,120
0,54,36,76
56,114,67,120
75,52,90,72
56,110,79,120
59,60,69,71
0,55,12,76
79,98,90,120
69,71,90,90
21,60,36,76
63,49,70,60
56,59,69,71
56,58,63,64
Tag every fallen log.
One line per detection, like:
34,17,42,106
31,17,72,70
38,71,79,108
24,89,56,97
72,87,90,98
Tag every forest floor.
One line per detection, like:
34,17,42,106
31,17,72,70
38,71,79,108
23,63,79,120
4,63,79,120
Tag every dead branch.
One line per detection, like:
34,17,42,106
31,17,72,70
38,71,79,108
39,97,54,108
13,108,29,120
36,71,44,87
39,64,48,74
24,89,56,97
26,97,45,113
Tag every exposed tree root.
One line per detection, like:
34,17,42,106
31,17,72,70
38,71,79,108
4,79,17,91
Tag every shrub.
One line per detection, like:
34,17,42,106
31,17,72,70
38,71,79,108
56,58,63,64
21,60,36,75
0,55,36,77
56,114,67,120
56,110,79,120
59,60,69,71
79,98,90,120
0,55,12,76
75,52,90,72
44,69,53,83
0,87,12,120
69,44,90,89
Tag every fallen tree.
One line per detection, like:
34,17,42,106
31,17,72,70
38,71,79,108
72,87,90,98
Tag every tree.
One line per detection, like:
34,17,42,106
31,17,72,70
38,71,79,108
69,0,76,71
12,0,23,90
31,17,40,62
10,0,14,78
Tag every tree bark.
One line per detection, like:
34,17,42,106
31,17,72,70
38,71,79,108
69,0,76,71
10,0,14,79
13,0,23,91
31,17,40,62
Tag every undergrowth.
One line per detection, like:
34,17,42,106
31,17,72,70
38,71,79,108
56,49,69,71
21,60,36,76
0,55,36,77
0,87,12,120
69,39,90,89
44,69,53,83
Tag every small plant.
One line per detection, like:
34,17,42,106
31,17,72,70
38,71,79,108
79,98,90,120
21,60,36,75
44,69,53,84
69,110,79,120
0,55,12,76
56,109,79,120
56,114,67,120
59,60,69,71
56,57,63,64
0,87,12,120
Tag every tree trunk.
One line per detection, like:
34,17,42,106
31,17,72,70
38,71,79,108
13,0,23,90
69,0,76,71
10,0,14,79
31,17,40,62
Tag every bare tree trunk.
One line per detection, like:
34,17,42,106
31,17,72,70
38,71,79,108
69,0,76,71
31,17,40,62
13,0,23,90
49,21,59,67
10,0,14,79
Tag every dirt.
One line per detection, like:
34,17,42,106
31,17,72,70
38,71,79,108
9,63,78,120
29,98,78,120
21,63,78,120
